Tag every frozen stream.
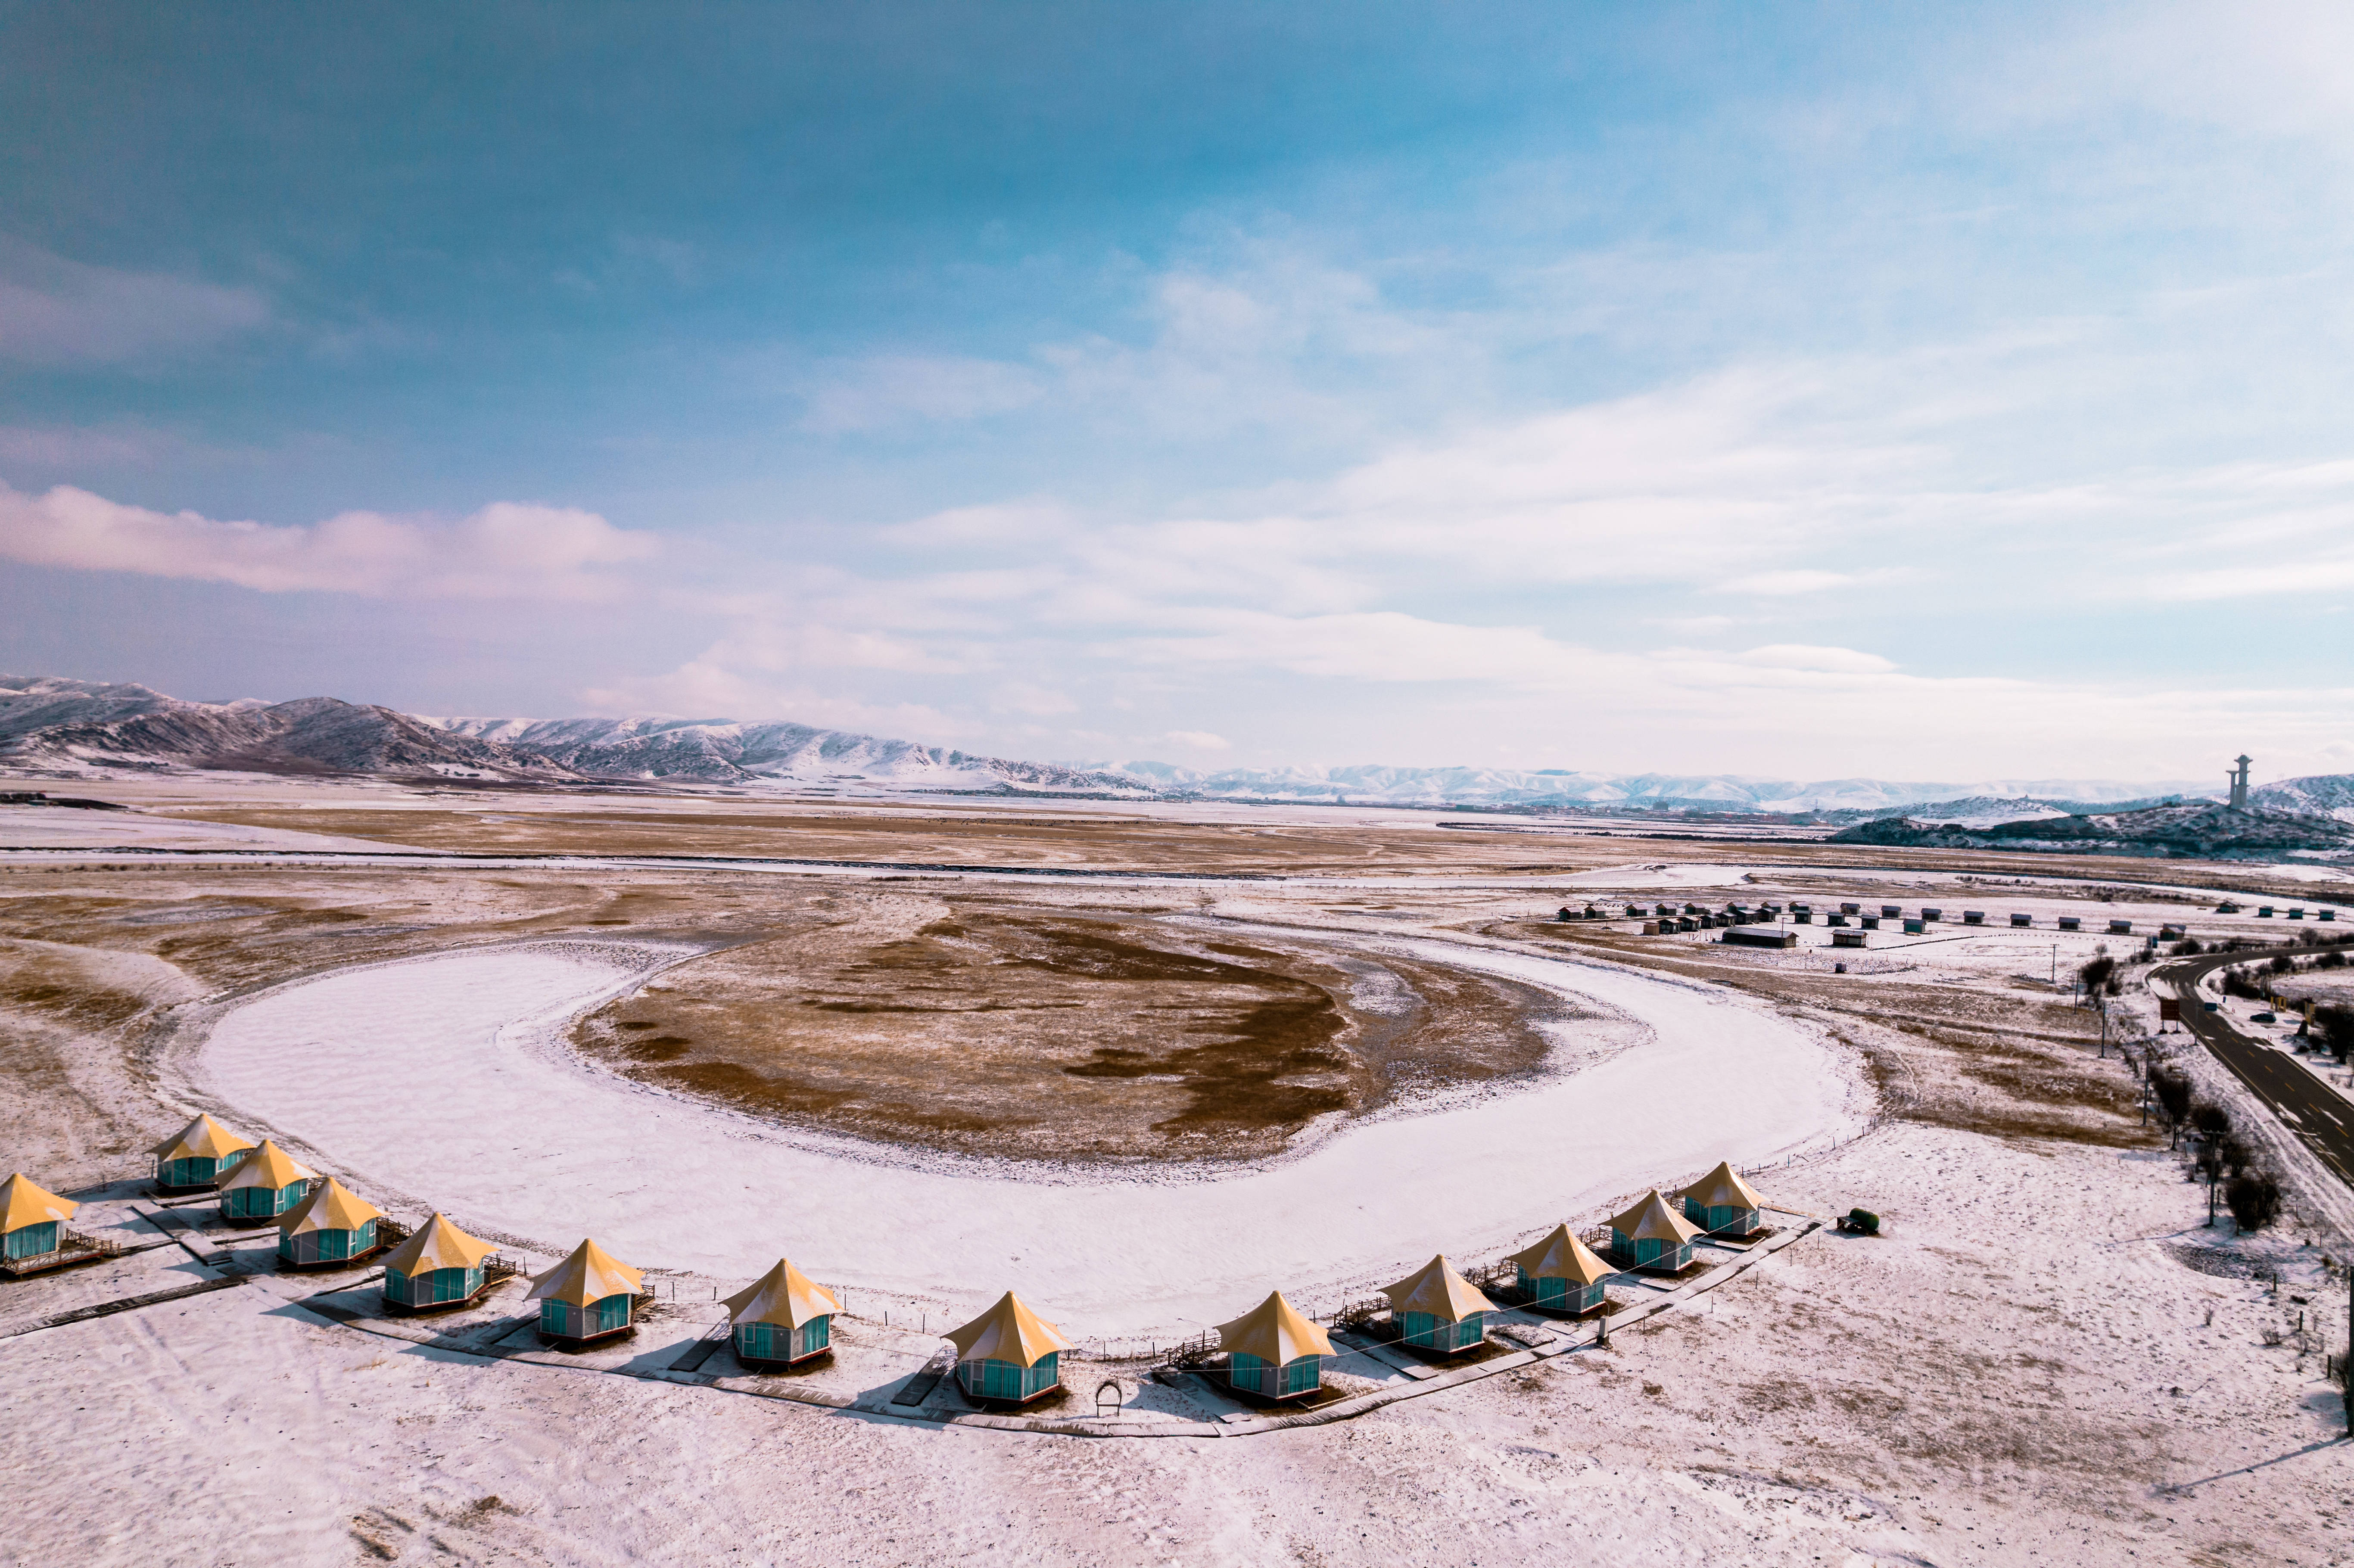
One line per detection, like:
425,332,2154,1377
195,937,1863,1338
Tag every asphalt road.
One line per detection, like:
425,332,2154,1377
2153,955,2354,1191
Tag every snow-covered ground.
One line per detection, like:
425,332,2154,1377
188,938,1863,1339
3,1120,2340,1567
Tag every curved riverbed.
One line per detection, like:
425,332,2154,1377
196,934,1863,1337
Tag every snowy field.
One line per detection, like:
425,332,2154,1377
190,937,1863,1338
4,1119,2340,1567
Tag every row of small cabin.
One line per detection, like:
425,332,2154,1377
5,1115,1770,1407
1610,899,2173,939
2215,901,2338,921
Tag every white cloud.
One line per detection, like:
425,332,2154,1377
2141,559,2354,601
581,660,968,737
1714,569,1856,596
0,239,268,365
1164,729,1231,750
790,237,1490,448
0,482,657,600
1732,644,1899,674
992,682,1080,716
1112,610,1595,684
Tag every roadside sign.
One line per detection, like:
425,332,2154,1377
2158,998,2180,1022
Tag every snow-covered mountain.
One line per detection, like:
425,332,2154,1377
0,675,563,781
1076,760,2211,815
427,714,1140,793
2252,773,2354,824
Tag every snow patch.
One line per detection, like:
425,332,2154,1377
196,939,1864,1337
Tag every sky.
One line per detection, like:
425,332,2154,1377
3,2,2353,786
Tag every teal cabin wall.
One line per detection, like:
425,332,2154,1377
4,1221,60,1260
1397,1310,1486,1351
956,1351,1060,1401
734,1316,831,1363
540,1294,633,1338
384,1264,483,1307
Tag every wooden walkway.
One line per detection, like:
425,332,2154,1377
0,1275,245,1341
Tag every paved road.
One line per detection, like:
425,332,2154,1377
2153,955,2354,1191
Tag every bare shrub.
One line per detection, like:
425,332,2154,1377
2226,1172,2281,1231
2151,1067,2192,1125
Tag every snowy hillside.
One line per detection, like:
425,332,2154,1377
2252,773,2354,824
1831,802,2354,858
429,714,1142,793
0,675,561,781
0,674,189,740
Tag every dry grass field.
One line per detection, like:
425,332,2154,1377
573,891,1571,1162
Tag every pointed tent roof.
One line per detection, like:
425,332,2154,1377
1379,1254,1495,1324
381,1212,495,1275
943,1291,1074,1369
1676,1160,1766,1212
149,1113,254,1164
722,1257,840,1330
217,1139,314,1193
0,1173,75,1233
277,1177,383,1237
1214,1290,1334,1366
526,1238,645,1307
1507,1224,1614,1286
1610,1190,1703,1244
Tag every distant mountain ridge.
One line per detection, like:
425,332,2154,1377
0,675,2330,821
1077,761,2210,815
0,675,564,781
0,675,1141,793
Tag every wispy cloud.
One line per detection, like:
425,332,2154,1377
798,355,1048,433
0,239,268,366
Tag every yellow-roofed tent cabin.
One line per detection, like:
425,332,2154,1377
1380,1254,1495,1354
380,1213,500,1312
528,1238,645,1345
216,1139,316,1223
724,1257,840,1368
1214,1290,1334,1401
944,1291,1074,1404
0,1173,109,1276
275,1177,386,1269
1675,1161,1766,1238
1508,1224,1614,1315
1610,1190,1703,1273
149,1114,255,1193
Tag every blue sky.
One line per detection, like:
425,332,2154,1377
3,2,2352,783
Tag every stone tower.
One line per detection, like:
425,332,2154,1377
2228,755,2251,809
